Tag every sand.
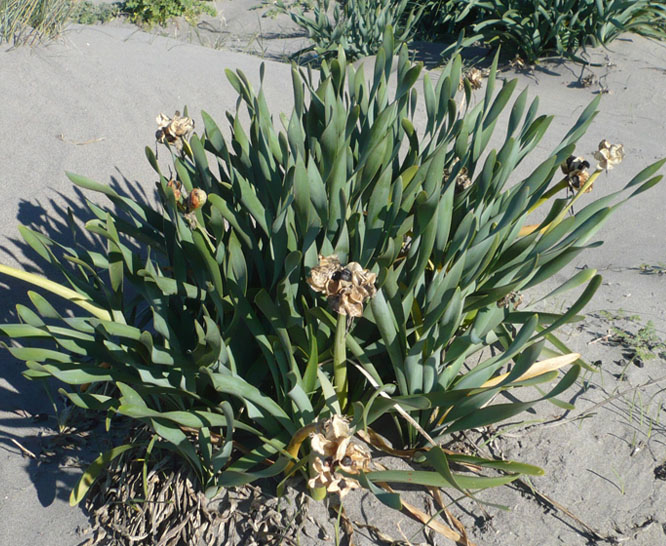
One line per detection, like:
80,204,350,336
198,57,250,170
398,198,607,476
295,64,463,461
1,6,666,545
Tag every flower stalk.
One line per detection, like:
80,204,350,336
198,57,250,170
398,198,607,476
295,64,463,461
520,169,603,237
333,312,348,410
285,422,318,473
543,167,602,234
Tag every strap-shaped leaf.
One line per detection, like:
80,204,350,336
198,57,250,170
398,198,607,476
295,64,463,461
205,369,295,435
0,323,47,338
70,444,134,505
370,290,407,393
365,469,519,490
0,265,111,320
533,275,602,341
357,472,402,509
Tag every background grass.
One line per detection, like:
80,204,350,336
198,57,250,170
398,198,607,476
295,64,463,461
1,0,72,45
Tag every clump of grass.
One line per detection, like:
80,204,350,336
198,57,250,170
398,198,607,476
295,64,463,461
1,0,72,45
1,0,218,42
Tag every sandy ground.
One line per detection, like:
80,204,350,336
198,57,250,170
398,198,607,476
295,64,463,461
1,5,666,545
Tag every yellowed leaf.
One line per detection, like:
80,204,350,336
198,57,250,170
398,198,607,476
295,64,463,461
0,264,111,321
481,353,580,388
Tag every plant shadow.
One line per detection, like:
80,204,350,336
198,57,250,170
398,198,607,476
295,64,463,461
0,171,157,508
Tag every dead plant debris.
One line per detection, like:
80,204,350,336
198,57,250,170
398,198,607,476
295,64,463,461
80,445,308,546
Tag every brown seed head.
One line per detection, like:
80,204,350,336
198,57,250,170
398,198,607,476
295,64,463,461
498,291,523,309
561,155,589,176
155,111,195,153
307,255,342,294
308,415,371,497
187,188,207,212
570,168,592,192
465,67,484,90
169,111,195,137
561,155,592,192
308,255,377,317
455,167,472,191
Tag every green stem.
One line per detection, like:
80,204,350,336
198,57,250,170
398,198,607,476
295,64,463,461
527,176,569,214
333,313,348,410
544,169,602,235
195,221,216,253
284,423,317,473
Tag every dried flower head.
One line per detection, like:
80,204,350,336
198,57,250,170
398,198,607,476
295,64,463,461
594,140,624,171
444,163,472,192
498,291,523,309
307,255,377,317
156,111,195,153
561,155,589,176
307,255,341,293
569,168,591,192
561,155,592,192
464,67,484,90
455,167,472,191
308,415,371,498
509,55,527,70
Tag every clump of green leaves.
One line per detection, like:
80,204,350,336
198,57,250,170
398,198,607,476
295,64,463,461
466,0,666,63
271,0,424,62
123,0,214,26
1,28,664,529
1,0,72,44
69,0,121,24
637,262,666,275
408,0,476,42
403,0,666,64
597,310,666,366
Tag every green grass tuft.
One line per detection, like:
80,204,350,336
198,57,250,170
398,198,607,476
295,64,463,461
1,0,72,45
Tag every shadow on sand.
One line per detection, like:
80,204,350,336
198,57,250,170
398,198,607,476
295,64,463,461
0,172,156,510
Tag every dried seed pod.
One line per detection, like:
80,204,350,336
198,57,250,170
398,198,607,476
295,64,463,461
569,168,592,192
331,268,353,282
464,67,484,90
498,291,523,309
187,188,207,212
455,167,472,191
329,293,364,318
169,111,195,137
166,179,182,202
561,155,592,192
594,140,624,171
307,255,342,293
155,113,172,143
307,255,377,317
561,155,590,175
156,111,195,153
308,415,371,498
